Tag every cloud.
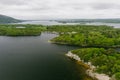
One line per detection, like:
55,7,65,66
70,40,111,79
0,0,120,19
91,3,120,10
0,0,28,5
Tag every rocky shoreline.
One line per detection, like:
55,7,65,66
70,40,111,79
66,51,111,80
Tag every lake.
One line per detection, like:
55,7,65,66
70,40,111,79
0,32,92,80
16,20,120,28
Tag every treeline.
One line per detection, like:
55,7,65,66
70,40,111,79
72,48,120,79
50,25,120,48
0,24,46,36
47,25,114,32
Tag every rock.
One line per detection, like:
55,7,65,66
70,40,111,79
66,51,111,80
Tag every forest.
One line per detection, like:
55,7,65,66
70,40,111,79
50,25,120,48
72,48,120,79
0,24,46,36
49,25,120,79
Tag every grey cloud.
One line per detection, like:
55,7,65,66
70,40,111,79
59,2,87,10
1,0,120,19
91,3,120,10
0,0,28,5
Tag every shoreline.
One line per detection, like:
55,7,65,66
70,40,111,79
66,51,111,80
50,41,120,48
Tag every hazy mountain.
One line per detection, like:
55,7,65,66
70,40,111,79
0,14,21,24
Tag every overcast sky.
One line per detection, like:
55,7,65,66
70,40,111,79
0,0,120,20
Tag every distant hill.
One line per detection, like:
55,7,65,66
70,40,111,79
0,14,21,24
56,19,120,23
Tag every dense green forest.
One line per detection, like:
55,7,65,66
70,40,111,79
48,25,120,79
50,25,120,48
72,48,120,79
0,24,46,36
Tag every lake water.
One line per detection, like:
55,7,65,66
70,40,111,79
86,22,120,28
16,20,63,25
16,20,120,28
0,32,92,80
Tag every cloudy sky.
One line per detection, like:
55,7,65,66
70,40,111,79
0,0,120,20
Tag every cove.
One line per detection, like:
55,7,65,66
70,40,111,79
0,32,92,80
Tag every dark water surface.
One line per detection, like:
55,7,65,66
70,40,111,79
0,32,89,80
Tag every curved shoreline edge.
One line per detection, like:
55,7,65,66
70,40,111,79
66,51,111,80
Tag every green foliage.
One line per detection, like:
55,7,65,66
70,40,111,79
47,25,114,33
72,48,120,78
49,25,120,79
0,24,46,36
115,72,120,80
48,25,120,79
50,25,120,48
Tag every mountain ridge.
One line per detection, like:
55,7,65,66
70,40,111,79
0,14,21,24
